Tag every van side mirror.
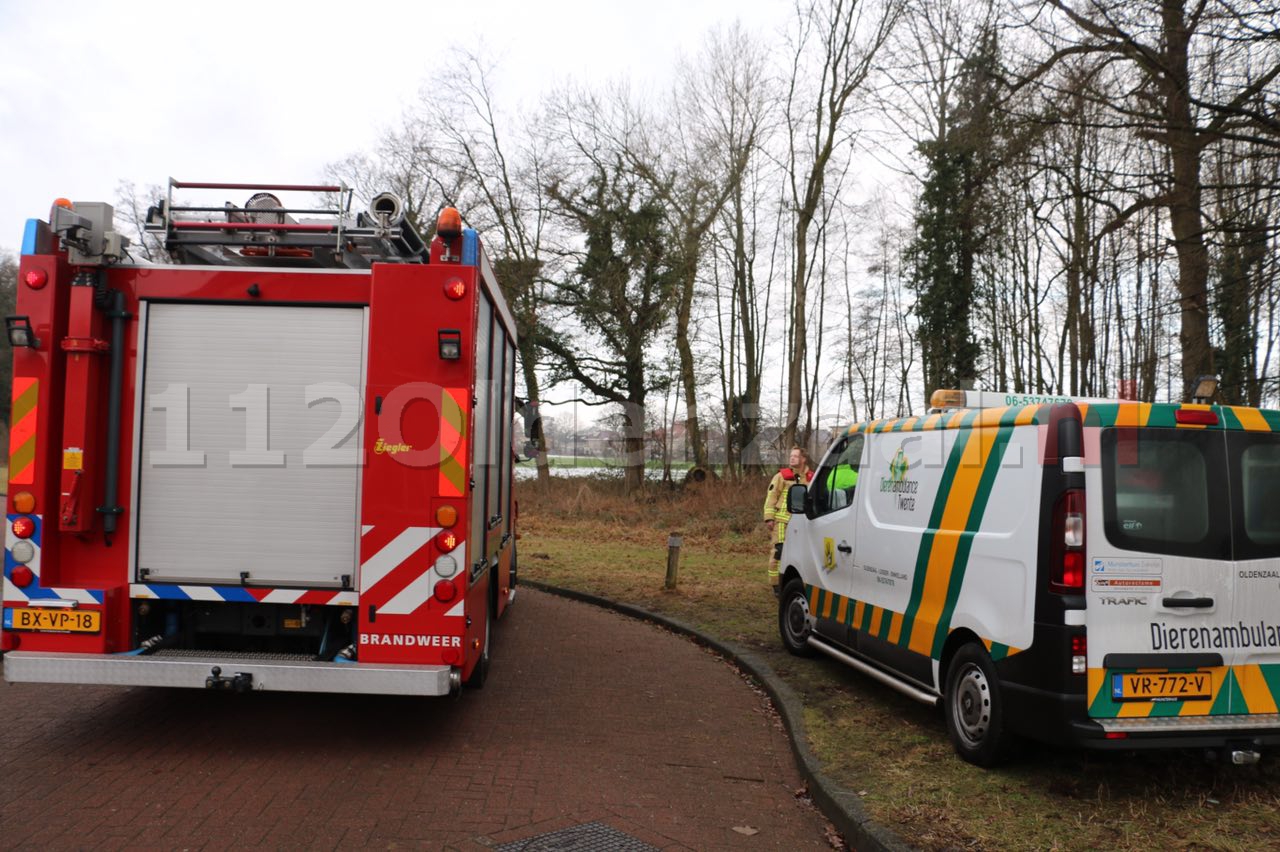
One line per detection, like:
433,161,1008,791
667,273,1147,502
787,483,807,515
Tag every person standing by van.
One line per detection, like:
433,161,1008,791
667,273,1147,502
763,447,813,595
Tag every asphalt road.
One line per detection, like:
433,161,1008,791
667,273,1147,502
0,588,835,850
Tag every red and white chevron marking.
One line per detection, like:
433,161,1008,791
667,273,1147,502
360,525,465,617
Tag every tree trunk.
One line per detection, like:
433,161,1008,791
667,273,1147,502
733,190,764,475
675,256,707,468
1162,0,1213,397
622,398,647,495
784,228,809,449
519,353,551,486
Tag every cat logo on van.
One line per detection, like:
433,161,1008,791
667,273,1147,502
776,389,1280,766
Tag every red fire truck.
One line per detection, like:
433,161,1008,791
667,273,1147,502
0,180,518,695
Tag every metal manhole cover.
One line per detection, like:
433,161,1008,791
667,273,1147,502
495,821,658,851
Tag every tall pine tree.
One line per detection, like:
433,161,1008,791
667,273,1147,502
905,26,1006,398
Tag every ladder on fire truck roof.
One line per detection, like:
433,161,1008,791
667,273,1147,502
144,179,432,269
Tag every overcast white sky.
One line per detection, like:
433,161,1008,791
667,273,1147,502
0,0,792,255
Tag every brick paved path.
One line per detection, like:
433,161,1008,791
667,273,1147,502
0,589,835,850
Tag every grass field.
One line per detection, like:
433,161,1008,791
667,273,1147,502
516,475,1280,851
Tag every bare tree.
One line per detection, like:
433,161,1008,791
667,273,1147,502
431,51,558,485
0,251,15,424
781,0,901,448
542,88,681,493
1019,0,1280,397
114,181,169,262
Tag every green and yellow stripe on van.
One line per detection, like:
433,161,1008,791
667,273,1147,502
806,584,1023,662
1082,402,1280,431
851,401,1280,438
827,400,1280,668
1087,664,1280,718
892,405,1040,659
825,403,1047,662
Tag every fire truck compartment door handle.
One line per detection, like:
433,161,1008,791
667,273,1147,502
836,542,852,554
1162,596,1214,609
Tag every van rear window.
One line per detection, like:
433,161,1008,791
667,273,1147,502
1241,444,1280,545
1101,429,1230,560
1230,433,1280,560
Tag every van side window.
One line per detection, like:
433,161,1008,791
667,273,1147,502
811,434,863,516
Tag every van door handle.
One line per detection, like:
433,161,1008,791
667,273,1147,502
836,542,852,554
1162,596,1214,609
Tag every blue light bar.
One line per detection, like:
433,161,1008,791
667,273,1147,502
21,219,40,256
462,228,479,266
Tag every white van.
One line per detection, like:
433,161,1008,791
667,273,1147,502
777,390,1280,765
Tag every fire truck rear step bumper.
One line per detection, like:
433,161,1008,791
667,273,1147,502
3,651,460,696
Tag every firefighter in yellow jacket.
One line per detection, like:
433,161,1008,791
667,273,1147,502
763,447,813,594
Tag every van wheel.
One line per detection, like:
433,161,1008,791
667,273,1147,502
466,614,491,690
944,643,1010,766
778,578,815,657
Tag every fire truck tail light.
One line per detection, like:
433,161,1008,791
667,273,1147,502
436,505,457,527
442,647,461,666
12,491,35,514
434,579,458,603
436,530,459,553
10,565,34,587
11,517,35,539
23,269,47,289
11,541,35,565
0,632,19,652
435,555,458,578
444,278,466,300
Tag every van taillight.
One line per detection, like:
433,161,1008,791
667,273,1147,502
1050,489,1085,593
1071,634,1087,674
1175,408,1218,426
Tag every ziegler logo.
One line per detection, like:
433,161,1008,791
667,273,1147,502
374,438,413,455
1099,596,1148,606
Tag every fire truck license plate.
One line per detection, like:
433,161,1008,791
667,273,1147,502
1111,671,1212,702
5,608,101,633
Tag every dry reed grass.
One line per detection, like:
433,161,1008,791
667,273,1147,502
517,473,767,547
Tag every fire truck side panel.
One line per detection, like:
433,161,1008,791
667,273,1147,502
473,253,517,620
358,262,475,666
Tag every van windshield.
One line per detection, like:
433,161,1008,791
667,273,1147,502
1102,427,1280,562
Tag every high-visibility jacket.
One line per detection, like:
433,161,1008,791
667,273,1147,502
826,465,859,491
763,467,812,524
